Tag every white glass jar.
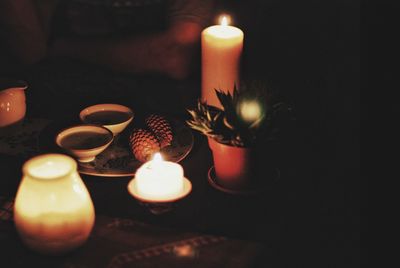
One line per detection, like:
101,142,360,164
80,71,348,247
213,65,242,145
14,154,95,255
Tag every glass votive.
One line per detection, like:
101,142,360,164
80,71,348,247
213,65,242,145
14,154,95,255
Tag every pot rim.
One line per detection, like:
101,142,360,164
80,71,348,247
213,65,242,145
207,137,253,149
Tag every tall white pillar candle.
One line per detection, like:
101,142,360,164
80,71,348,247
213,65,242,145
201,15,244,109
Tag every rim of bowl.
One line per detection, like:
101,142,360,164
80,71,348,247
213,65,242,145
55,124,114,152
79,103,134,125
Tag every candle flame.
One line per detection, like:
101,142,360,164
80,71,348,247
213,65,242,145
152,152,163,163
219,15,230,26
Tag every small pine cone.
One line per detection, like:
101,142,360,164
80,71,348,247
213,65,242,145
145,114,173,148
129,128,160,162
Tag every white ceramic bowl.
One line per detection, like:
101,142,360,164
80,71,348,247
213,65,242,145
56,125,114,162
79,104,134,135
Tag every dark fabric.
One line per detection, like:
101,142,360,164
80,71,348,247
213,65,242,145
0,211,266,268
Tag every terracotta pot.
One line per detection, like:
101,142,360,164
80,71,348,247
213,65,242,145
208,138,257,190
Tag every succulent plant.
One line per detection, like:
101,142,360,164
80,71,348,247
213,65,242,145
187,84,294,147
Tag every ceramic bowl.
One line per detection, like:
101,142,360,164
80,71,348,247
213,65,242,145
56,125,114,162
79,104,134,135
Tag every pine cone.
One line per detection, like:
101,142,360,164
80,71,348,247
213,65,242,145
129,128,160,162
145,114,173,148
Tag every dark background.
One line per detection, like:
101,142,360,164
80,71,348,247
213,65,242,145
214,1,360,267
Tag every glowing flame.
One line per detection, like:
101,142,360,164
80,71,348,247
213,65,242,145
219,15,230,26
152,152,163,163
148,152,163,170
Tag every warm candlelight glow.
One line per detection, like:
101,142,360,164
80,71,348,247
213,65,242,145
202,14,244,108
135,153,184,201
152,152,162,163
28,157,71,179
148,152,163,170
219,15,230,26
14,154,95,255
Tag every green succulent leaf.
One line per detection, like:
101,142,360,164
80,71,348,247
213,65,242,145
186,83,294,147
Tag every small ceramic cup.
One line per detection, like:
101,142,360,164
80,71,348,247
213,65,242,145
0,78,27,128
79,104,134,136
56,125,114,162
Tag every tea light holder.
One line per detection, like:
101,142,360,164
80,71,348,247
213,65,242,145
13,154,95,255
127,153,192,214
127,178,192,214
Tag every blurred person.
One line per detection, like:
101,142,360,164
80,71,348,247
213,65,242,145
0,0,214,80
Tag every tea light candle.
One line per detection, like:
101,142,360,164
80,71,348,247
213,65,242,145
135,153,184,201
201,15,244,108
